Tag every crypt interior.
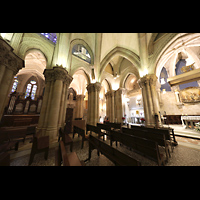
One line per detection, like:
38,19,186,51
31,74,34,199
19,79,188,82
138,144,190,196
1,33,200,166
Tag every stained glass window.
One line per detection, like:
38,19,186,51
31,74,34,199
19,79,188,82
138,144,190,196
11,76,18,93
40,33,57,44
25,80,37,100
25,84,32,99
31,85,37,100
72,44,91,64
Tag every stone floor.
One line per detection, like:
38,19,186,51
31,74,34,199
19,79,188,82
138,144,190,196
9,125,200,166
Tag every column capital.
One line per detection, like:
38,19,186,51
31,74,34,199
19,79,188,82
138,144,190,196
86,82,101,93
76,94,85,100
138,74,158,88
105,90,114,98
0,38,24,74
44,66,73,85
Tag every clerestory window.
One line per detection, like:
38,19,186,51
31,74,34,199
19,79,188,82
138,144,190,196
72,44,91,64
40,33,57,44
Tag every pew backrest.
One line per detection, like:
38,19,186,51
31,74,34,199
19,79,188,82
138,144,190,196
110,130,165,166
89,135,141,166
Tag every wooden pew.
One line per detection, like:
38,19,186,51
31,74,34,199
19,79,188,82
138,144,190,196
0,131,19,152
97,123,111,140
0,127,27,143
131,125,177,150
28,133,49,166
73,126,88,149
105,122,122,131
109,130,166,166
86,135,141,166
58,128,73,152
86,124,104,139
122,127,171,161
55,140,85,166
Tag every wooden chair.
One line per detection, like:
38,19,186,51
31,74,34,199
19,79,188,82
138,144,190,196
28,132,49,166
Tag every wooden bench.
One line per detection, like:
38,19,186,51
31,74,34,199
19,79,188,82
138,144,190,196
55,140,85,166
85,135,141,166
0,126,27,143
73,126,88,149
131,125,177,150
122,127,171,161
97,123,111,140
105,122,122,131
0,131,19,152
28,133,49,166
58,128,73,152
86,124,104,139
109,130,166,166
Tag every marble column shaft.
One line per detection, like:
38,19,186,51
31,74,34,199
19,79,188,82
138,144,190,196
114,88,125,124
86,82,101,126
76,95,85,119
138,74,161,127
37,66,73,140
105,90,115,122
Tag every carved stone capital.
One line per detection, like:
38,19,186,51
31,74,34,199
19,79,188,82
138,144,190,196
44,66,73,85
87,82,101,93
105,90,114,99
138,74,158,88
0,38,24,74
76,95,85,100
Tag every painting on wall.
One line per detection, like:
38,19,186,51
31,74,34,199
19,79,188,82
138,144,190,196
179,87,200,103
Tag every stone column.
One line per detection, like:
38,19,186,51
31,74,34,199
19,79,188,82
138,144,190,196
105,90,115,122
0,38,24,121
37,66,73,141
138,74,162,127
76,95,85,119
86,82,101,126
114,88,125,124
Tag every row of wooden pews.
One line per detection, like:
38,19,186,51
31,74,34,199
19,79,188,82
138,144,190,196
55,125,85,166
85,122,178,166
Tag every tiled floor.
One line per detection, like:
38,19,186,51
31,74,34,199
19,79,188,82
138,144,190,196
9,125,200,166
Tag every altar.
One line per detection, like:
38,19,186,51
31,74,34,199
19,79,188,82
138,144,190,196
181,116,200,129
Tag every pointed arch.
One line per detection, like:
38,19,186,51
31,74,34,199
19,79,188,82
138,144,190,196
99,46,140,81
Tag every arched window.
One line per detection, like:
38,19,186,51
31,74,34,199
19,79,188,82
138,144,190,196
25,80,37,100
72,44,91,64
11,76,18,93
40,33,57,44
